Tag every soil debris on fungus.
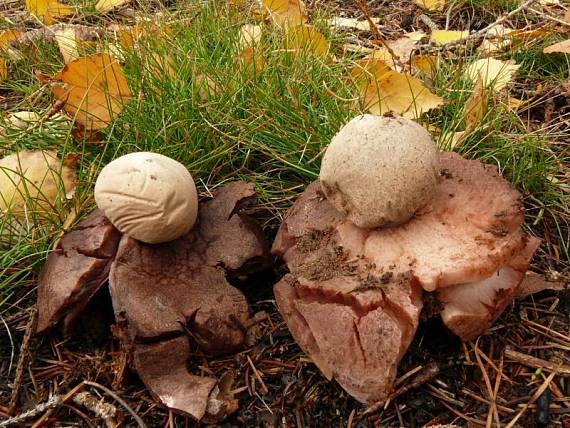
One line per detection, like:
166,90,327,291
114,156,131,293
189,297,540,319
35,181,269,420
272,150,539,404
319,115,439,228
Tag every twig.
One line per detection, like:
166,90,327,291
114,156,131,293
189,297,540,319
439,400,487,426
353,0,404,68
427,384,465,407
394,364,423,387
12,24,103,47
31,382,86,428
420,14,439,31
246,355,269,395
504,371,557,428
8,308,37,414
72,392,117,428
0,396,62,427
445,1,455,30
492,357,505,417
461,388,515,414
83,381,147,428
426,0,538,50
471,344,513,384
524,319,570,344
347,408,355,428
361,361,439,417
527,7,570,27
62,404,97,428
504,347,570,376
475,0,537,35
472,341,498,428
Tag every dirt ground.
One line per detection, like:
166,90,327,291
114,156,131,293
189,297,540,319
1,232,569,427
1,0,570,426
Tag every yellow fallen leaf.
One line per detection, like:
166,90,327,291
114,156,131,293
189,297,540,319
465,58,520,91
147,53,176,79
431,30,468,44
106,43,124,62
343,43,374,54
95,0,129,13
406,31,426,42
478,24,514,55
510,28,548,40
4,111,42,130
349,57,392,82
564,9,570,24
449,130,468,146
195,74,219,101
262,0,307,29
108,24,143,50
354,61,444,118
368,72,444,118
0,30,25,62
0,30,20,83
54,26,78,63
285,25,329,57
51,53,132,130
506,96,524,111
0,30,23,50
239,24,263,49
479,26,547,55
463,75,486,129
25,0,74,25
0,150,76,219
414,0,445,11
451,74,487,147
238,47,265,74
543,39,570,54
1,111,69,139
385,32,426,64
108,20,171,53
410,55,438,75
360,32,427,70
360,48,398,69
328,17,379,31
0,60,6,83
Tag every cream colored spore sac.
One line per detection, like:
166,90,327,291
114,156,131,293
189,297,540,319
94,152,198,244
320,114,439,229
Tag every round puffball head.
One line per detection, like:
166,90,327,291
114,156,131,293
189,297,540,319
94,152,198,244
320,115,439,229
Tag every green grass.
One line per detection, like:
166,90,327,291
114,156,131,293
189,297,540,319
464,0,519,13
512,37,570,82
0,2,568,302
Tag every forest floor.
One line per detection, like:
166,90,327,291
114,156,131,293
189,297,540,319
0,0,569,426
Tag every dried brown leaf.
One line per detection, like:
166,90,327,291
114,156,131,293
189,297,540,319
543,39,570,54
353,60,444,118
51,53,132,130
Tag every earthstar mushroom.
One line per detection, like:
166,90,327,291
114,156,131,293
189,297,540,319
36,179,270,421
94,152,198,244
273,116,540,404
319,115,439,229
